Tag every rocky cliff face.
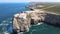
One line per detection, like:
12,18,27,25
44,13,60,26
13,13,31,33
13,9,60,33
12,10,48,33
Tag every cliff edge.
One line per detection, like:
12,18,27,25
13,9,60,33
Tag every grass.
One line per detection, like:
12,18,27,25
36,5,60,14
43,6,60,14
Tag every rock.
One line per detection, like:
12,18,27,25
13,12,31,33
13,9,60,33
44,13,60,26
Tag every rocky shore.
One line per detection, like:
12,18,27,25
13,9,60,33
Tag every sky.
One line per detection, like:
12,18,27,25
0,0,60,3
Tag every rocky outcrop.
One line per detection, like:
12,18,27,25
13,12,31,33
12,10,48,33
13,9,60,33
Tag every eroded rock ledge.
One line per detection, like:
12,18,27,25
13,9,60,33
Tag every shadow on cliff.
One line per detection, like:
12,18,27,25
44,14,60,27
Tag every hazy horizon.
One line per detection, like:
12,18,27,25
0,0,60,3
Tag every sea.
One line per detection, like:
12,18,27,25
0,3,60,34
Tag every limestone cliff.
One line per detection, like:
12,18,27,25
13,9,60,33
13,12,31,33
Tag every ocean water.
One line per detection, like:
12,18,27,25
0,3,60,34
0,3,30,34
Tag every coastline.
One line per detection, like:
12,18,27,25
13,8,60,33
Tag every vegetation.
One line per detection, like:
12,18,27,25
26,14,31,18
43,6,60,14
36,5,53,9
33,2,60,14
36,3,60,14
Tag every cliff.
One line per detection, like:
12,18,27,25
13,12,31,33
44,13,60,26
13,9,60,33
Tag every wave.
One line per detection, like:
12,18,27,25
31,22,43,26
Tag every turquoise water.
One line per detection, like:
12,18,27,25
24,23,60,34
0,3,60,34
